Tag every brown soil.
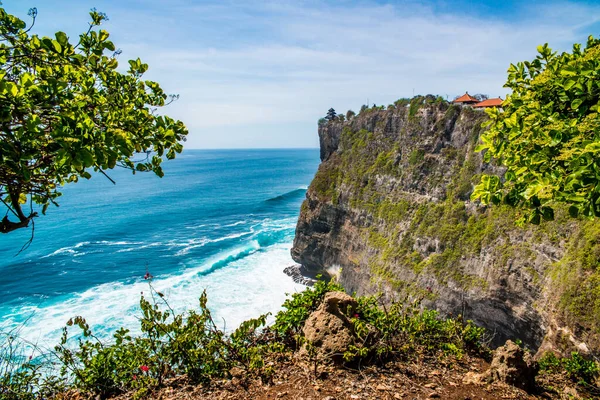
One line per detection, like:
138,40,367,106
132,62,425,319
106,354,598,400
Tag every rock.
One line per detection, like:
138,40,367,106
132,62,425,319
229,366,244,378
302,292,358,362
283,264,318,286
461,371,481,386
562,386,579,399
478,340,538,392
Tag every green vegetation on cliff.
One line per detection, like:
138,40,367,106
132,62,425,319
308,97,600,352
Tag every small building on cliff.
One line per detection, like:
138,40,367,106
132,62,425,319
473,97,504,109
452,92,479,106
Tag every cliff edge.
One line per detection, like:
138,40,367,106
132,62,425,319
292,99,600,356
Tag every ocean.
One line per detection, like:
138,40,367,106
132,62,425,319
0,149,319,347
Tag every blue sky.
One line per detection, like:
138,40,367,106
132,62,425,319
3,0,600,149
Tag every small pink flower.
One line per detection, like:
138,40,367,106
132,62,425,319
354,313,359,318
140,365,149,372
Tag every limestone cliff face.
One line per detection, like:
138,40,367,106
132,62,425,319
292,100,600,356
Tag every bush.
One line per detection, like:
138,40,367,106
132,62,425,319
539,351,599,385
0,279,490,398
273,278,344,342
343,296,487,363
53,286,275,398
346,110,356,120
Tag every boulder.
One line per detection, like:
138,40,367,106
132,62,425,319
467,340,538,391
302,291,358,362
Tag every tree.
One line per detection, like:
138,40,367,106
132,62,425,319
325,108,337,121
0,7,188,234
472,36,600,223
346,110,355,120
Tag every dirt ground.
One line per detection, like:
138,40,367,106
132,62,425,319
113,354,598,400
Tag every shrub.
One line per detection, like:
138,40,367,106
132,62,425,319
53,286,275,398
539,351,599,385
273,278,344,342
346,110,356,120
1,279,489,398
343,296,488,363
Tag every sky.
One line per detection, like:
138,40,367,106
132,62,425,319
3,0,600,149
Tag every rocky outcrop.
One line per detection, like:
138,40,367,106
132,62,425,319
302,291,377,363
292,99,600,356
465,340,538,392
302,292,357,362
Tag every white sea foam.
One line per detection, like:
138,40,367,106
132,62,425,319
223,220,247,228
0,241,305,349
43,241,144,258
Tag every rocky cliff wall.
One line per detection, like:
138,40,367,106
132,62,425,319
292,100,600,356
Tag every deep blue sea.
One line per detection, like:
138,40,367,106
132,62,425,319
0,149,319,347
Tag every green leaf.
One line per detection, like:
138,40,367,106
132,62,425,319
563,79,577,90
55,31,68,46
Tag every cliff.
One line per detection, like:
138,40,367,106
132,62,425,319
292,99,600,356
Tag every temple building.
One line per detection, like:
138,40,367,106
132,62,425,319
473,97,503,109
452,92,479,106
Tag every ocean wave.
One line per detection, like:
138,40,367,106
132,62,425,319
42,241,143,258
0,243,306,348
223,220,247,228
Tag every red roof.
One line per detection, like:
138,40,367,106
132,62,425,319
452,93,479,104
473,98,503,108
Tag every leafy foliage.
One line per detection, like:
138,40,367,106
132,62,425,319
342,296,487,363
538,351,599,385
0,7,187,233
273,278,344,342
53,285,275,398
473,36,600,223
0,331,65,399
0,279,491,398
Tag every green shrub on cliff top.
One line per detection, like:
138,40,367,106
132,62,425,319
1,279,493,398
539,351,599,385
273,278,343,341
473,36,600,223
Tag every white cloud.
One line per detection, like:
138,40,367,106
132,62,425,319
10,0,600,148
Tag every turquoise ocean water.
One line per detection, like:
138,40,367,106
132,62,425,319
0,149,319,346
